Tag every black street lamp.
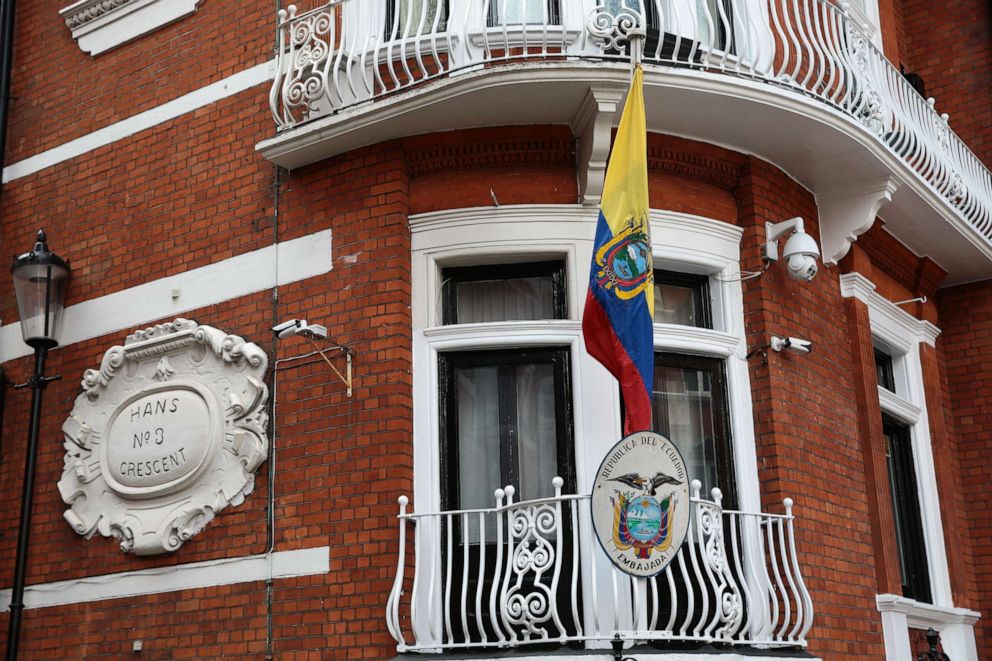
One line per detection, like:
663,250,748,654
6,230,69,660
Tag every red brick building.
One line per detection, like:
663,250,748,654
0,0,990,659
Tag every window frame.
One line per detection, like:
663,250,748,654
410,207,756,648
441,260,567,325
882,415,933,604
652,351,736,508
841,272,952,615
438,347,577,511
654,269,712,329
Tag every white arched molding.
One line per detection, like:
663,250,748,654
410,205,758,646
840,272,979,661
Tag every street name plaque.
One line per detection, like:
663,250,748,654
59,319,269,555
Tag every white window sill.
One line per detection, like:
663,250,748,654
467,25,581,49
60,0,203,56
877,593,981,660
876,593,980,629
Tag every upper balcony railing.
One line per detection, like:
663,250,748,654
385,478,813,653
270,0,992,242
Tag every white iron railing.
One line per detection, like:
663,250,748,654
270,0,992,243
386,477,813,653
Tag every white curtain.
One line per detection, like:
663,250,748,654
652,365,718,492
456,366,501,514
515,363,557,501
456,277,553,323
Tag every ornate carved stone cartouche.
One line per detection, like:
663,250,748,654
58,319,269,555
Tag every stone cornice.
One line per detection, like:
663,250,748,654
61,0,136,29
60,0,202,56
839,272,942,348
876,593,980,627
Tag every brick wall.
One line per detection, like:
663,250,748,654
735,158,887,657
1,1,986,652
938,280,992,657
4,0,273,164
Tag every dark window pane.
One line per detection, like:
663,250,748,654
875,349,896,392
440,348,579,644
442,261,565,324
883,418,932,603
651,353,733,504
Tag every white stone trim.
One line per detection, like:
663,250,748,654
61,0,203,56
0,229,332,363
838,272,941,349
877,593,980,661
0,546,329,612
877,386,922,426
817,177,898,265
1,60,275,184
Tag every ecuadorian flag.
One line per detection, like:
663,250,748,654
582,66,653,434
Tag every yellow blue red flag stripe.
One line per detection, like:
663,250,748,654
582,66,654,434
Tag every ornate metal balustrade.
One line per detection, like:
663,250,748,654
385,477,813,653
270,0,992,247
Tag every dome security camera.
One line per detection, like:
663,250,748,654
782,231,820,282
764,217,821,282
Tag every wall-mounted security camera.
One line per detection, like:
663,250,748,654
273,319,304,339
272,319,328,340
770,336,813,354
763,217,821,282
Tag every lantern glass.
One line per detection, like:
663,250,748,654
11,232,70,348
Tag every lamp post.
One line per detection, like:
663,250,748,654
6,230,69,660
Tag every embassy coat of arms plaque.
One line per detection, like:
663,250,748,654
58,319,269,555
591,431,690,577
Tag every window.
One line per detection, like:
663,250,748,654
603,0,733,62
440,349,575,512
875,348,896,393
385,0,448,39
654,270,710,328
441,261,566,324
487,0,561,27
652,353,735,505
883,417,932,603
436,263,577,646
410,208,758,651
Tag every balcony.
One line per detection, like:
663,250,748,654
385,478,814,656
257,0,992,283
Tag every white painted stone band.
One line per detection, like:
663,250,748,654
0,546,329,612
1,60,276,184
0,229,333,363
